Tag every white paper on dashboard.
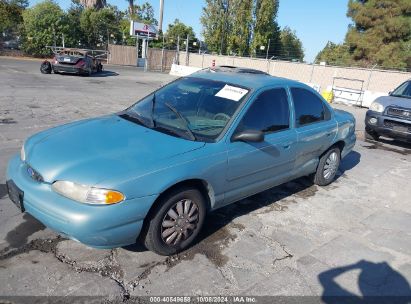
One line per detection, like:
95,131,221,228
215,85,249,101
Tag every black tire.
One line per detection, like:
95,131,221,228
365,127,379,141
40,61,51,74
313,147,341,186
142,187,206,256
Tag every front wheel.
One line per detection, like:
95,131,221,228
313,147,341,186
142,187,206,255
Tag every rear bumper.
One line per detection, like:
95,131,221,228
365,110,411,142
53,64,85,74
6,154,156,248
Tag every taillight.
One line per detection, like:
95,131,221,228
76,59,85,67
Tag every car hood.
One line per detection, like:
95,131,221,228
375,96,411,109
25,115,205,185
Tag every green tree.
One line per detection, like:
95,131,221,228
163,19,197,48
0,0,27,41
21,0,66,56
62,2,85,48
315,41,352,65
201,0,229,54
279,26,304,61
80,6,123,48
345,0,411,70
227,0,253,56
251,0,281,57
127,2,158,25
316,0,411,70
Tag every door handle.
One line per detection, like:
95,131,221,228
326,132,333,136
283,144,291,150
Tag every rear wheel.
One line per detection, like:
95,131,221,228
40,61,51,74
142,187,206,255
313,147,341,186
365,127,379,141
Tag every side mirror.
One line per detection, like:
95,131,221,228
388,91,392,95
232,130,264,143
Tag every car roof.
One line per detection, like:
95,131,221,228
189,67,303,90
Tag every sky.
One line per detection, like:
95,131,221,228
30,0,351,63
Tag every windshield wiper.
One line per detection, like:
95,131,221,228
164,102,196,141
120,111,150,128
150,93,156,127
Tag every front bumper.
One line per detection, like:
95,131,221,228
365,110,411,142
6,154,156,248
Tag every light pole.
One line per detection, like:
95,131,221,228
159,0,164,34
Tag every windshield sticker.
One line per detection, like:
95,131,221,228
215,85,249,101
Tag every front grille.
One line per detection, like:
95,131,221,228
386,107,411,121
384,119,411,132
26,164,44,182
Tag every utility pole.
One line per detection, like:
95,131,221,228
266,39,270,60
219,1,229,55
176,35,180,65
185,34,189,66
159,0,164,34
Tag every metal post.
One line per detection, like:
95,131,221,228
185,35,189,66
366,64,377,91
266,39,270,60
136,37,139,66
309,64,315,83
176,35,180,65
144,38,148,72
161,35,165,72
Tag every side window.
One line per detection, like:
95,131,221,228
237,88,289,133
291,88,328,127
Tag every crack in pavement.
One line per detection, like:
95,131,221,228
273,245,294,265
0,238,130,301
0,236,64,261
54,248,131,301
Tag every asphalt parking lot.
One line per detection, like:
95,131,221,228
1,57,411,301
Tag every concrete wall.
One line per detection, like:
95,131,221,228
179,52,411,107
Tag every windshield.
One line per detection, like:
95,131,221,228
391,81,411,99
124,77,250,141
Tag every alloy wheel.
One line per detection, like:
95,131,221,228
323,151,339,179
160,199,199,245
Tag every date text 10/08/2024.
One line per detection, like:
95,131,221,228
149,296,257,303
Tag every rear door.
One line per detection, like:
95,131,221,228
224,87,298,204
290,87,337,175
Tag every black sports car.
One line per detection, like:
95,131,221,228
50,48,102,76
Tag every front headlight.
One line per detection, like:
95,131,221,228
52,181,125,205
370,101,384,113
20,143,25,161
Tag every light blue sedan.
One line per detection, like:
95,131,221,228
6,66,356,255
